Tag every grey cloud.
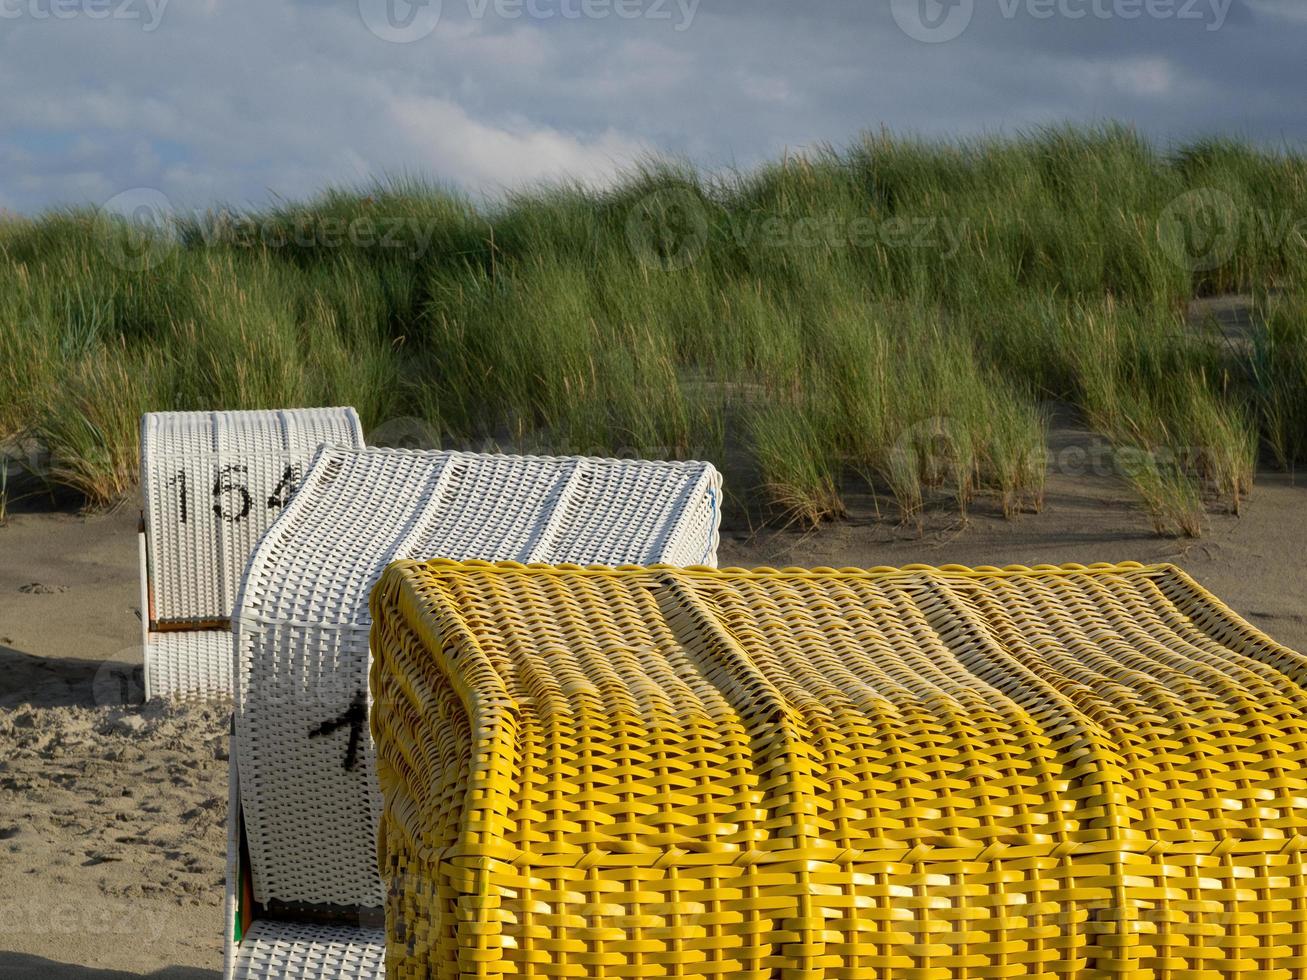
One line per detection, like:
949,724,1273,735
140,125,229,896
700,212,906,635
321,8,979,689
0,0,1303,214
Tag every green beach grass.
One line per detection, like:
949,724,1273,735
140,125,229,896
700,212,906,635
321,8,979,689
2,124,1304,533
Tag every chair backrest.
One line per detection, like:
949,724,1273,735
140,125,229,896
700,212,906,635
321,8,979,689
141,407,365,626
233,446,722,911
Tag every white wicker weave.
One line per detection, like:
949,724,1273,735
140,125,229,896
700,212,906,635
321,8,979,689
139,407,364,700
223,734,388,980
231,446,721,929
230,923,387,980
144,629,234,702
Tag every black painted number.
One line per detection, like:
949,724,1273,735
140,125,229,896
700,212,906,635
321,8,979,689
212,465,252,524
266,464,302,510
309,690,367,771
168,470,189,523
167,466,305,526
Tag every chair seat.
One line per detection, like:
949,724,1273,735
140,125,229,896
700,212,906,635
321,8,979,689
229,920,385,980
144,629,232,702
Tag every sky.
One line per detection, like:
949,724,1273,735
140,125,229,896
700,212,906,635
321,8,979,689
1,0,1304,214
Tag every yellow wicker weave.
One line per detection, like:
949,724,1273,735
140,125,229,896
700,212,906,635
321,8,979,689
369,560,1307,980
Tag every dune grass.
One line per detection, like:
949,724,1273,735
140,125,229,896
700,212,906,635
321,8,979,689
1254,290,1307,472
2,125,1305,533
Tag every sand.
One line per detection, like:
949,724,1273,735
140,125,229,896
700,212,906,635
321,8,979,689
1,425,1304,978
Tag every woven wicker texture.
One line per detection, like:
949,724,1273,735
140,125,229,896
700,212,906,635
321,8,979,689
141,407,364,625
234,447,722,913
144,629,234,702
229,922,387,980
370,559,1307,980
222,730,387,980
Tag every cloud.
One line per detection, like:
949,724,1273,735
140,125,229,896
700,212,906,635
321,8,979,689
0,0,1303,213
1059,55,1180,98
388,95,646,188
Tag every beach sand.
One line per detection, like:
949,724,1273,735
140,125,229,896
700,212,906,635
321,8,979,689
2,425,1304,978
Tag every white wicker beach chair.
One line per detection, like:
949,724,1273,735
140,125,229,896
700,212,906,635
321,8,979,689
225,446,722,980
139,408,365,700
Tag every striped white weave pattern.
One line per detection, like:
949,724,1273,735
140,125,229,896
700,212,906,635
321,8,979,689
229,922,387,980
142,408,365,624
223,738,389,980
139,407,364,699
233,446,722,912
143,629,234,703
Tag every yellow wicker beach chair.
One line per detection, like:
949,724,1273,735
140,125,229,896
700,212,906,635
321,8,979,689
369,559,1307,980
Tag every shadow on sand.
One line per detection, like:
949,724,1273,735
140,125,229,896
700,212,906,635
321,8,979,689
0,644,143,710
0,952,219,980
